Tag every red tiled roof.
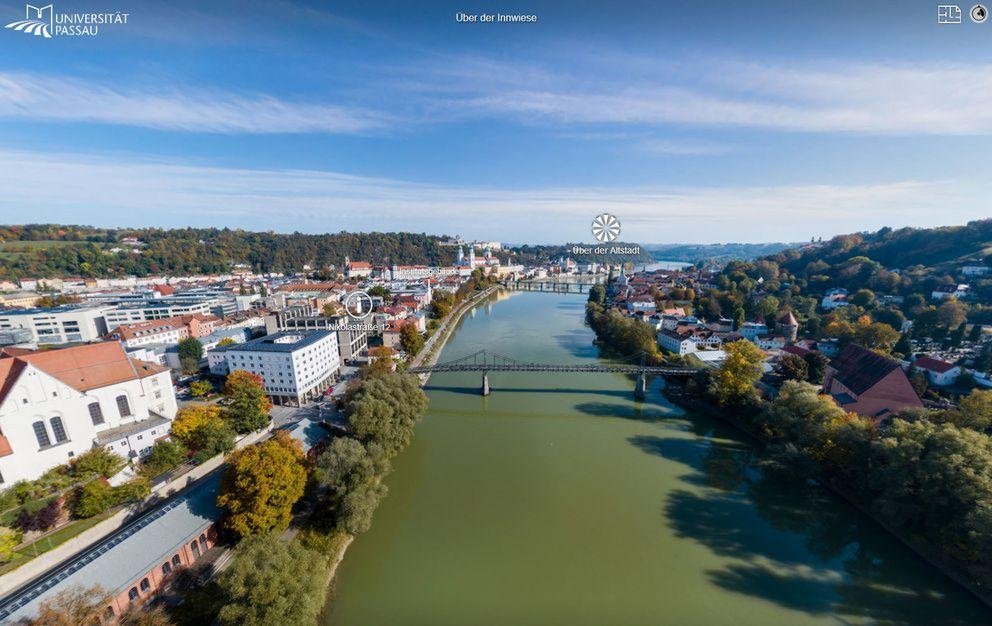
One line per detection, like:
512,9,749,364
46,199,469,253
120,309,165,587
914,356,957,374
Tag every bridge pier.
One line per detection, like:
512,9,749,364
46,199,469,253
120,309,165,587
481,371,491,396
634,372,647,401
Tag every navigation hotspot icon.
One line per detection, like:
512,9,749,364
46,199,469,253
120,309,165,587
592,213,621,243
344,290,375,319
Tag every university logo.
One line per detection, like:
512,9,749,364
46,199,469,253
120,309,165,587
5,4,53,39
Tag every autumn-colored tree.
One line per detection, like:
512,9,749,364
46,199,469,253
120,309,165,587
709,339,766,407
222,370,271,434
217,431,307,539
0,526,20,563
171,404,225,443
217,337,236,347
367,346,395,377
32,585,108,626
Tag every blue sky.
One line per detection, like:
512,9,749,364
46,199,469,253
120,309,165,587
0,0,989,244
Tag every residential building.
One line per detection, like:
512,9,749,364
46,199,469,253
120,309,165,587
658,326,721,356
739,322,769,341
962,265,991,276
912,356,962,386
107,318,189,348
755,334,787,351
214,331,340,405
0,343,177,484
823,344,923,421
931,284,970,301
821,288,850,310
0,305,112,345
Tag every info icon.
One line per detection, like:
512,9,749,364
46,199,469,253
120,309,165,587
972,4,988,22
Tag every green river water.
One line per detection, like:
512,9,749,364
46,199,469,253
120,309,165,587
325,291,991,626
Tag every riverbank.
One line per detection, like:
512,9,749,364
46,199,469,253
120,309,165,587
662,385,992,612
409,285,498,383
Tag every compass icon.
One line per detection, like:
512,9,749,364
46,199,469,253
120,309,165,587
591,214,621,243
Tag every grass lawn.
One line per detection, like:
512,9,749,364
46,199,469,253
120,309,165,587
0,510,117,576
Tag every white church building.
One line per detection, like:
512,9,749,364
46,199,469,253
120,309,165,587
0,343,178,485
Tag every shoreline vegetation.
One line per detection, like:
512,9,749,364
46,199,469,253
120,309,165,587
584,287,992,611
169,272,503,625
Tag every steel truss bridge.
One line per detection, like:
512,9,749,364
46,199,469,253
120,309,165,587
408,350,701,398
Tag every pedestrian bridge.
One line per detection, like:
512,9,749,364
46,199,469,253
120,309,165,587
407,350,701,399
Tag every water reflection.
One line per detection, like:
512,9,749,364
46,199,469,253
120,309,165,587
631,425,989,625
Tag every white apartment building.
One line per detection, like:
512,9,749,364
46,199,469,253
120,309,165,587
0,306,112,345
216,331,340,406
106,318,189,348
0,343,177,484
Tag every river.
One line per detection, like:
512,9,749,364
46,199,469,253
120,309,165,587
324,291,990,625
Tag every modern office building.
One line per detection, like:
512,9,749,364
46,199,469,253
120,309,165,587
0,305,112,345
213,331,340,405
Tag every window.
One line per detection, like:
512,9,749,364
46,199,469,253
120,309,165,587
88,402,104,425
116,395,132,417
191,540,201,558
199,534,208,553
49,417,68,443
139,578,150,592
172,554,181,568
32,421,51,448
128,587,139,601
161,561,172,576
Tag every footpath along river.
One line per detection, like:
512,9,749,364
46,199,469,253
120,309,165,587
324,290,991,626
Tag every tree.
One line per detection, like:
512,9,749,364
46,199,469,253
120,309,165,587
216,535,330,626
346,373,428,457
850,288,876,308
937,299,968,330
71,447,126,479
171,404,225,443
314,437,389,534
756,295,780,318
803,351,830,385
778,353,808,382
732,306,746,332
0,526,20,563
367,285,390,298
969,324,984,343
73,480,115,518
190,380,212,398
140,439,189,478
222,370,271,434
399,321,424,356
217,431,307,538
178,337,204,374
892,333,913,358
942,389,992,432
217,337,236,347
32,585,109,626
588,284,606,307
709,340,766,407
367,346,395,377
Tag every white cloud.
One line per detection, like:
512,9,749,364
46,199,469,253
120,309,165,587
405,54,992,135
0,72,387,134
0,149,986,243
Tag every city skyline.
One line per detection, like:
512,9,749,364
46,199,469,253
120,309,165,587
0,0,989,242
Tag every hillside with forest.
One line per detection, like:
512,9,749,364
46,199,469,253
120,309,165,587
645,242,797,264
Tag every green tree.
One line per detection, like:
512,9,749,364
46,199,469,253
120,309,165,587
732,306,746,332
399,321,424,356
178,337,204,374
346,373,428,457
74,480,115,518
140,439,189,478
216,535,330,626
803,351,830,385
942,389,992,432
778,353,808,382
892,333,913,358
222,370,272,434
937,299,968,330
850,288,876,308
217,431,307,538
588,284,606,307
709,340,766,407
367,285,390,298
314,437,389,534
190,380,212,398
70,447,125,479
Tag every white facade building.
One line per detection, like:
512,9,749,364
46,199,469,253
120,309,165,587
0,306,112,345
216,331,340,406
0,343,177,484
